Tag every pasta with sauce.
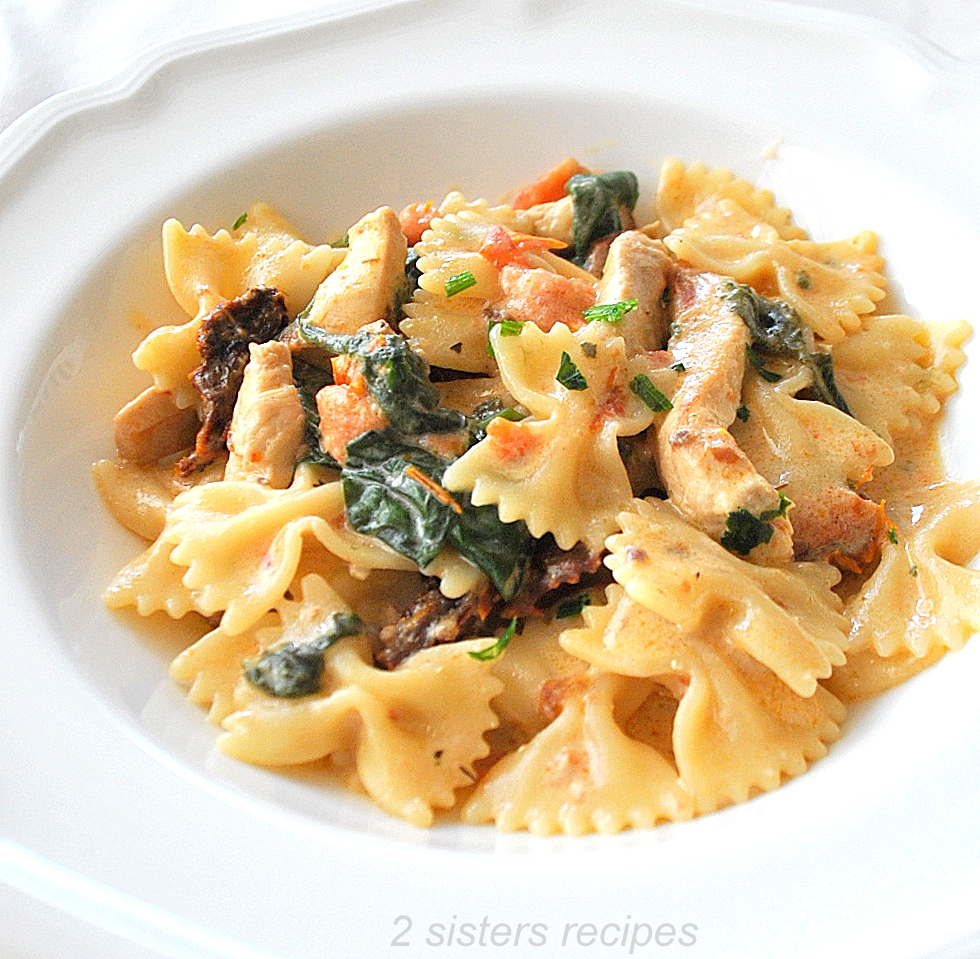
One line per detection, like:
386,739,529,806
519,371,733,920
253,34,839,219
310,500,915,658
95,156,980,833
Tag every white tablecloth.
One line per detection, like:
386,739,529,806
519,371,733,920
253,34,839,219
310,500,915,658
1,0,978,137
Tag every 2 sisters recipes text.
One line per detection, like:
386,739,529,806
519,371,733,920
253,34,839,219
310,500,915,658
95,156,980,833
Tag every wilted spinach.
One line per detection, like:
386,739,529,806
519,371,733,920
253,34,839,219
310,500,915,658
723,281,851,415
244,611,363,698
565,170,639,264
343,429,532,599
286,319,467,436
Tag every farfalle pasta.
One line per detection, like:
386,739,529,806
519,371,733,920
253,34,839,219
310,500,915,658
96,157,980,834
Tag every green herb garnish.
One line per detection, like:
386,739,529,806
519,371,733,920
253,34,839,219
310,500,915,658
469,618,518,661
630,373,673,412
671,362,686,373
565,170,639,264
446,270,477,297
583,299,638,324
330,232,350,249
720,494,790,556
735,404,750,422
746,344,783,383
887,527,899,545
244,612,362,698
555,595,592,619
232,212,248,230
910,565,919,576
557,351,588,391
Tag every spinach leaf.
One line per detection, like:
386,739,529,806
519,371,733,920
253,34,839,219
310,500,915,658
291,355,341,468
243,611,362,698
343,429,531,598
720,493,791,556
343,431,458,569
288,320,467,435
565,170,639,264
723,281,851,415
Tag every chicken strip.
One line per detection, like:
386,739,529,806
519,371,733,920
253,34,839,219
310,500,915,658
594,230,673,353
224,340,306,488
658,268,793,563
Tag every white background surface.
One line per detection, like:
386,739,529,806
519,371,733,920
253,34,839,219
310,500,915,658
0,0,979,135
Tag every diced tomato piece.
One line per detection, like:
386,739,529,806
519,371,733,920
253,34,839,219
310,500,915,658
512,157,589,210
480,224,531,270
316,384,388,464
486,415,538,462
398,201,438,245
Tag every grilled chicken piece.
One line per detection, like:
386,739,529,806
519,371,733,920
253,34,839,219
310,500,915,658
658,268,793,563
224,341,305,488
791,486,886,571
302,206,407,334
113,387,199,465
595,230,673,353
494,264,596,332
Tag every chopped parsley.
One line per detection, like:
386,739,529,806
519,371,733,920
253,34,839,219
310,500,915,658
445,269,477,297
630,373,673,412
671,362,686,373
469,618,518,661
557,351,588,391
330,232,350,249
735,404,750,422
887,527,899,545
583,299,638,324
232,212,248,230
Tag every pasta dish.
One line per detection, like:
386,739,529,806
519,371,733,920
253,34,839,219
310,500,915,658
94,157,980,834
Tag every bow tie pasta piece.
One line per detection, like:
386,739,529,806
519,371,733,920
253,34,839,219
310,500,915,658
664,197,887,344
731,363,893,567
104,530,202,620
403,200,590,373
442,322,660,552
220,632,502,828
107,469,416,637
606,498,849,697
832,314,969,446
134,203,346,406
655,158,806,240
560,586,845,816
831,482,980,702
462,670,693,835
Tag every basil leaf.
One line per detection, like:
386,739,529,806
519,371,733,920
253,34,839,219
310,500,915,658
583,299,638,324
557,351,588,391
565,170,639,264
720,507,776,556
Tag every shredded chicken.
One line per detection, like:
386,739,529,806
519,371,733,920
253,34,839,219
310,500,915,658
658,268,793,562
595,230,673,353
224,341,306,488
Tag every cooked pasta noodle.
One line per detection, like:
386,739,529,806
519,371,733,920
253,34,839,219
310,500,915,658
96,159,980,833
